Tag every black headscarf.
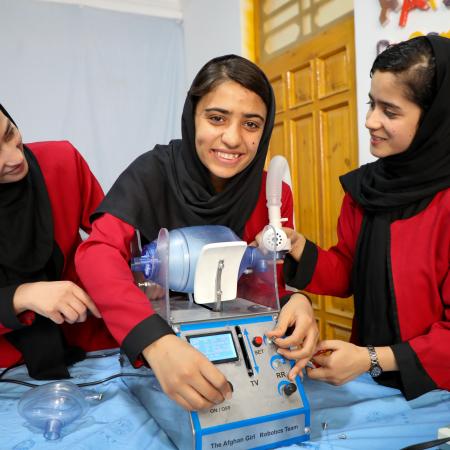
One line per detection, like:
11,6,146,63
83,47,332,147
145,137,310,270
0,104,83,379
93,55,275,242
0,105,54,274
340,36,450,348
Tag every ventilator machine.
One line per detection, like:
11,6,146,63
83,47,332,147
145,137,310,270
123,156,310,450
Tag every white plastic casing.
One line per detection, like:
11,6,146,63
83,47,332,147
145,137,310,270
261,226,291,252
193,241,247,304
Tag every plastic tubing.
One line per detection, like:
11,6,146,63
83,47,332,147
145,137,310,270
266,155,292,229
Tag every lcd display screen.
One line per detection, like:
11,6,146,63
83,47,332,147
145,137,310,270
187,331,239,364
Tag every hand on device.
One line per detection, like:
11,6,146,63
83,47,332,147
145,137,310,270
267,293,319,380
143,334,233,411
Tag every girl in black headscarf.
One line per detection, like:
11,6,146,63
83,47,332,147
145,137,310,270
0,105,116,379
76,55,318,411
280,35,450,400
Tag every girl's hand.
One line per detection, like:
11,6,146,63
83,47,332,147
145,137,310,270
306,340,370,385
143,282,165,300
143,335,233,411
266,293,319,381
283,228,306,261
13,281,102,324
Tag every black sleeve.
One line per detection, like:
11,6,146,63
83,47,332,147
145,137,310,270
391,341,437,400
283,239,318,290
0,285,26,330
121,314,175,364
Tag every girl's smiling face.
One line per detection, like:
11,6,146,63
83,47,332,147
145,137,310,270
365,70,422,158
194,80,267,192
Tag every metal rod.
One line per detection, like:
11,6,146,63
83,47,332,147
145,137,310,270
213,259,224,312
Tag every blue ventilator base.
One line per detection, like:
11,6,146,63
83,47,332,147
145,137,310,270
122,313,310,450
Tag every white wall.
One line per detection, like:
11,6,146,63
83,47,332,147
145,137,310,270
353,2,450,166
1,0,247,189
181,0,243,87
1,0,185,191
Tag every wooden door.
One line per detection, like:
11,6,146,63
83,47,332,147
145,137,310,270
261,16,358,341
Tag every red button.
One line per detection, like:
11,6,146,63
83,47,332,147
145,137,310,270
252,336,263,347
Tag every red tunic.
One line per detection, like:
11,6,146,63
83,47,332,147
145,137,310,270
0,141,117,368
286,190,450,398
76,172,294,362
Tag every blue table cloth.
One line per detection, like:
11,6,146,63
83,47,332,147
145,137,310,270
1,351,448,450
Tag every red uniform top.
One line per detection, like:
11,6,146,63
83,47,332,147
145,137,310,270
76,172,294,363
0,141,117,369
284,190,450,399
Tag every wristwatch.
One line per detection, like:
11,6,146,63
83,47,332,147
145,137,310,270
367,345,382,378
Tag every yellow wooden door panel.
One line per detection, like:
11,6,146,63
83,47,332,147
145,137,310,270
259,16,358,341
325,319,352,342
319,101,353,248
270,121,286,154
317,46,351,99
290,113,321,244
267,120,289,165
288,61,315,108
320,101,356,321
326,295,354,319
271,75,287,114
315,317,322,338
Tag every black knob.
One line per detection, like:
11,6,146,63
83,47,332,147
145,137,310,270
283,383,297,397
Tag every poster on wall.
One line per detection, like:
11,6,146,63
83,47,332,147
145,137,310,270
377,0,450,54
354,0,450,165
